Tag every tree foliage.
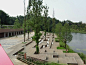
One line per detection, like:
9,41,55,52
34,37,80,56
61,23,72,49
0,10,9,25
55,23,72,50
43,5,49,40
29,0,43,54
13,19,21,29
55,23,62,41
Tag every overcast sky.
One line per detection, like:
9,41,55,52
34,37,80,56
0,0,86,23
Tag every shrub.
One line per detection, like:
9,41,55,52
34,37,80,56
59,41,75,53
3,26,7,28
44,62,65,65
55,38,59,42
39,33,42,37
32,35,36,41
55,39,59,42
59,41,65,47
8,26,13,29
78,53,86,61
17,57,21,60
18,52,24,54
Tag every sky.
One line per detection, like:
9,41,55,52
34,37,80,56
0,0,86,23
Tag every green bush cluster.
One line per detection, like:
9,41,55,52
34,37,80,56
59,41,86,63
18,52,24,54
32,35,36,41
2,26,7,28
71,29,86,34
32,33,42,41
58,37,86,63
59,41,75,53
78,53,86,61
59,41,65,48
8,26,13,29
34,62,64,65
55,38,59,42
39,33,42,36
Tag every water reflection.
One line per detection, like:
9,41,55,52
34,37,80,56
67,33,86,55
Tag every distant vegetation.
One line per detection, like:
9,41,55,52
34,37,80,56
0,10,24,26
1,10,86,34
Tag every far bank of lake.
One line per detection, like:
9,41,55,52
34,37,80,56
67,33,86,55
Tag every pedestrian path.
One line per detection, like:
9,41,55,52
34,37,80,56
2,31,85,65
6,32,34,65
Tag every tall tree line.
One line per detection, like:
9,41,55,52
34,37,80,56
1,10,86,32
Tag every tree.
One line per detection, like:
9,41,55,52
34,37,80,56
52,18,55,37
84,26,86,31
47,18,50,32
0,10,10,26
16,15,24,26
23,0,26,42
9,17,17,25
26,18,32,39
14,19,20,29
31,0,43,54
26,0,32,40
55,23,62,41
43,5,49,40
52,9,55,37
13,19,21,37
0,19,1,27
61,23,72,50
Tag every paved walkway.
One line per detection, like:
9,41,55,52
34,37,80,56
1,31,85,65
0,32,34,65
22,32,85,65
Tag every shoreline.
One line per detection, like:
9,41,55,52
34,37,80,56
71,29,86,34
59,41,86,63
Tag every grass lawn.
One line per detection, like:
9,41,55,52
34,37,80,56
57,39,86,63
63,50,75,53
57,47,65,49
22,42,27,44
55,38,59,42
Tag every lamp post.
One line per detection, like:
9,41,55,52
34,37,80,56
24,0,26,42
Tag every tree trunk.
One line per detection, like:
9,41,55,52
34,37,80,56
45,31,46,40
28,31,29,39
24,30,25,42
64,40,66,50
53,32,54,37
1,24,2,28
35,28,39,54
36,35,39,54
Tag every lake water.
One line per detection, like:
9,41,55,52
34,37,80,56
67,33,86,55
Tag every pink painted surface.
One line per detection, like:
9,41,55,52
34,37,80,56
0,44,14,65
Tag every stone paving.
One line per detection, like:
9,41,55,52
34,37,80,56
0,32,34,54
22,32,63,63
0,32,34,65
22,32,85,65
0,31,85,65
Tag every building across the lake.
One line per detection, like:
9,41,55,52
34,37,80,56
0,29,23,38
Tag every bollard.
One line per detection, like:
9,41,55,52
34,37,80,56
24,53,26,59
